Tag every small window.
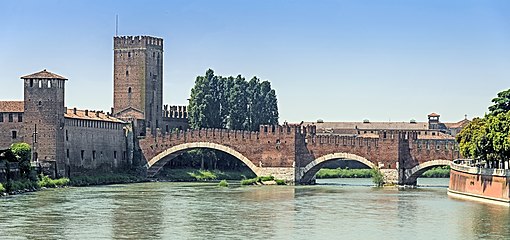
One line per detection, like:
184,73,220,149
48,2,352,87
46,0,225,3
65,130,68,141
39,80,42,88
81,150,84,160
48,80,51,88
11,130,17,139
30,79,33,87
128,52,131,58
92,151,96,160
0,113,3,122
114,151,117,159
66,149,70,158
128,87,132,93
153,52,155,58
126,70,129,76
8,113,13,122
18,113,22,122
38,101,42,106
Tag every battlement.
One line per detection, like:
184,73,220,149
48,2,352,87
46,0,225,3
163,105,188,119
114,35,163,49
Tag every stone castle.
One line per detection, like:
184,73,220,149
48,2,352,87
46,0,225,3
0,36,187,177
0,35,470,180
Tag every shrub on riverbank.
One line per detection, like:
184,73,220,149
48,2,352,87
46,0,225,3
371,168,384,187
316,168,373,178
422,166,450,178
155,168,256,182
69,173,144,186
240,176,286,185
38,175,69,188
218,180,229,187
4,179,39,192
0,183,5,193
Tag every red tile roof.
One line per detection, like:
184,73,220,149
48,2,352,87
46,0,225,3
21,69,67,80
428,112,440,117
0,101,24,113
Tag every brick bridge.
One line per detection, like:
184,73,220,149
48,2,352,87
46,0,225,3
139,124,460,185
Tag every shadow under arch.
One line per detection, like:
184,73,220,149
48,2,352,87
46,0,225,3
403,159,451,185
300,152,376,184
146,142,261,177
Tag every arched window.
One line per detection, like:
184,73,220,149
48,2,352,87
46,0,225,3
126,70,129,76
128,87,132,93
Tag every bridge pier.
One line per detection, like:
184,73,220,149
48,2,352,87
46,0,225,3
258,167,296,183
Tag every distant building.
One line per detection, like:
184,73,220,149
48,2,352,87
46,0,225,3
304,113,470,140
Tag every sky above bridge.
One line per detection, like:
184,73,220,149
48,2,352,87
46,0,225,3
0,0,509,123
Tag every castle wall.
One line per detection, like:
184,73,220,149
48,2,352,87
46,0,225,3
64,118,128,176
0,112,24,149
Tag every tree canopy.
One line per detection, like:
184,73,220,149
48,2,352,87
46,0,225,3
188,69,279,131
457,89,510,168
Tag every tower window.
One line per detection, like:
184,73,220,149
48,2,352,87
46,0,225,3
8,113,13,122
81,150,84,160
11,130,17,139
38,80,42,88
114,151,117,160
66,149,69,158
92,151,96,160
18,113,22,122
30,79,33,87
126,70,129,76
38,101,42,106
153,52,155,58
128,87,132,93
66,130,68,141
48,80,51,88
0,113,3,122
128,52,131,58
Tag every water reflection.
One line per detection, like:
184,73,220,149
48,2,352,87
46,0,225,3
1,179,509,239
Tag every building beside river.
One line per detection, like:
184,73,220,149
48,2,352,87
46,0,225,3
0,36,188,177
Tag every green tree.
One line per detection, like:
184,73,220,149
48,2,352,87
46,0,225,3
228,75,249,130
10,142,32,177
488,88,510,115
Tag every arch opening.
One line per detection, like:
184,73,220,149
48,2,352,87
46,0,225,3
403,160,451,185
146,142,260,179
300,153,376,184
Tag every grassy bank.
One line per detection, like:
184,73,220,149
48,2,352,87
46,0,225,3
0,183,4,193
316,168,373,178
155,168,256,182
1,175,70,194
317,166,451,179
240,176,286,185
69,173,145,186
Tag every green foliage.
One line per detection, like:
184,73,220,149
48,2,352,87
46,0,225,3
422,166,450,178
218,180,229,187
316,168,373,178
0,183,5,193
188,69,279,131
371,168,384,187
488,88,510,115
37,175,69,188
4,179,39,192
10,142,32,177
240,176,278,185
189,170,217,181
275,179,286,185
69,173,144,186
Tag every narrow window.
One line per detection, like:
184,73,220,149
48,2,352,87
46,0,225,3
114,151,117,160
165,125,169,133
92,151,96,160
0,113,3,122
39,80,42,88
18,113,22,122
153,52,155,58
65,130,68,141
81,150,84,160
11,130,17,139
66,149,70,158
38,101,42,106
8,113,13,122
48,80,51,88
126,70,129,76
128,52,131,58
30,79,33,87
128,87,132,93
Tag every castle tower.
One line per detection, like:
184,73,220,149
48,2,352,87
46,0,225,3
21,69,67,177
112,36,163,133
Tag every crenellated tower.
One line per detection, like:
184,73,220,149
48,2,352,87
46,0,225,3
112,36,163,133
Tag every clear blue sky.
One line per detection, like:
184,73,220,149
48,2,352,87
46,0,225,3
1,0,509,123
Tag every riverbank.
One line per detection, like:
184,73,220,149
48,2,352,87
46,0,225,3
154,168,256,182
316,166,450,179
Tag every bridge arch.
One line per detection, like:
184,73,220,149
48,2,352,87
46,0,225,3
299,153,376,184
146,142,261,177
403,159,451,185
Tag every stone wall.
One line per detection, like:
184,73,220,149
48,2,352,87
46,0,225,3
0,113,24,149
64,118,129,176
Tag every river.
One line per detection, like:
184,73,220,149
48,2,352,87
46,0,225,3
0,178,509,239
